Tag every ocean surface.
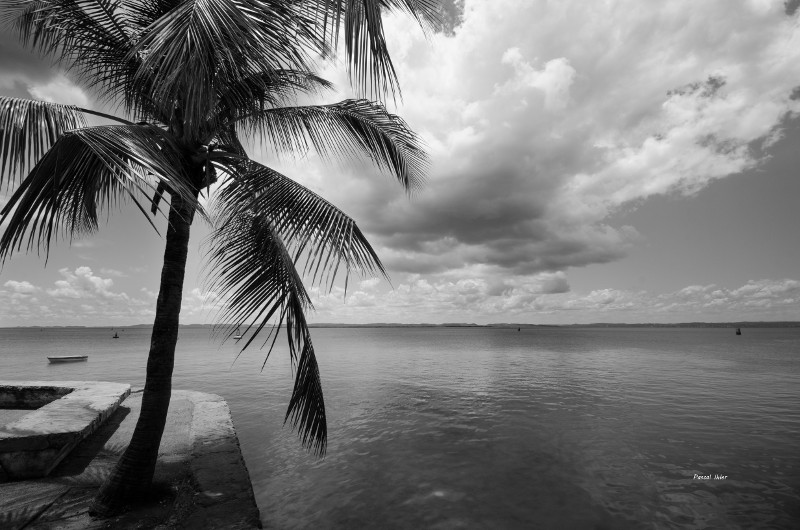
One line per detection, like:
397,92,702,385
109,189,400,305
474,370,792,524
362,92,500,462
1,326,798,529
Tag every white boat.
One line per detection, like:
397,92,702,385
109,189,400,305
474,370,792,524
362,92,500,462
48,355,88,363
233,325,243,340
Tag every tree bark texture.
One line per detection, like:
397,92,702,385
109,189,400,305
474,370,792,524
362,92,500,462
91,191,197,516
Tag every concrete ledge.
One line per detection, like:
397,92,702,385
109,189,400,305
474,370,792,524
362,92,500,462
182,391,262,529
0,384,73,409
0,381,131,480
0,388,261,528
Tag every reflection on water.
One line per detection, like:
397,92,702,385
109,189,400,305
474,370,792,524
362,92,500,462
1,326,799,528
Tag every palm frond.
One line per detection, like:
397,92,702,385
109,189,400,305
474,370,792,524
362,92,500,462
305,0,440,100
1,0,169,123
2,0,128,45
244,99,427,193
0,124,199,262
205,206,326,455
285,329,327,456
68,0,130,40
4,1,127,82
119,0,180,30
212,70,334,131
0,0,432,462
212,127,248,158
127,0,319,135
213,159,387,292
0,97,86,188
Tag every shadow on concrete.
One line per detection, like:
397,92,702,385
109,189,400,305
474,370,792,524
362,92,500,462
0,482,70,530
1,391,261,528
0,502,50,530
50,405,131,479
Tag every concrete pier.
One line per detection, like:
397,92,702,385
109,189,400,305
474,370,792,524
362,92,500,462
0,381,131,480
0,387,262,529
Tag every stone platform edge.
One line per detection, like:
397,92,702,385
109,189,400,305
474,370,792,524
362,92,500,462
172,390,263,529
0,381,131,480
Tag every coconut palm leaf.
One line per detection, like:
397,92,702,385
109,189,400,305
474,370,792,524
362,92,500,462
206,206,326,454
0,0,431,500
3,1,129,85
212,70,334,130
0,97,86,187
0,124,198,262
285,326,326,455
305,0,440,99
3,0,128,46
203,70,334,151
213,159,386,291
127,0,319,134
243,99,426,192
212,127,248,159
1,1,168,123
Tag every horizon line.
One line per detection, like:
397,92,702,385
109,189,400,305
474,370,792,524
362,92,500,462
3,320,799,329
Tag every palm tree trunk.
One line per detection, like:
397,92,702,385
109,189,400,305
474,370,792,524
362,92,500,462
91,191,197,516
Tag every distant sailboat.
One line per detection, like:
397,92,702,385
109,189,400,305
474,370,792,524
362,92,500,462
735,327,742,335
113,332,119,339
233,326,243,340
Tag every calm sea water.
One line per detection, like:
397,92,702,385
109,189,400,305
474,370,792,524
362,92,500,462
1,326,798,529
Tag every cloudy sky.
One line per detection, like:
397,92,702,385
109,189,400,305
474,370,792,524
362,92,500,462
2,0,800,326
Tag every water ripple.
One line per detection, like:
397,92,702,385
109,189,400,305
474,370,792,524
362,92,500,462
2,326,798,528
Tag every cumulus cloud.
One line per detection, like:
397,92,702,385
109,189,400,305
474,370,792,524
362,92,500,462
27,74,89,107
72,240,99,249
180,288,220,319
295,0,800,294
46,267,128,300
0,32,89,105
497,50,576,112
306,277,800,323
0,267,160,325
2,1,799,327
310,270,575,321
99,267,127,278
4,280,38,295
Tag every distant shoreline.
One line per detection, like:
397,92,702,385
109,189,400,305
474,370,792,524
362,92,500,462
4,321,799,329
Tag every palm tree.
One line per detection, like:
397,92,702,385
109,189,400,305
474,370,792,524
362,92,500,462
0,0,436,516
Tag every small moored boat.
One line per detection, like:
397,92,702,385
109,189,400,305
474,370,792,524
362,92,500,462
48,355,88,363
232,325,243,340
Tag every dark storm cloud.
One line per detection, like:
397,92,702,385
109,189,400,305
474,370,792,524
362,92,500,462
312,0,800,283
1,30,89,107
341,133,632,276
372,169,550,250
0,32,55,84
